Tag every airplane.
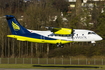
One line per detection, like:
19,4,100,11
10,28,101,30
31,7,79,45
5,15,102,47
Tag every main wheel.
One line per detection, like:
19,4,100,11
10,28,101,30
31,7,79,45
56,43,64,48
60,44,64,48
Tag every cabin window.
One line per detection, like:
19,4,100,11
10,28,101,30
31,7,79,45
54,34,72,37
49,34,54,36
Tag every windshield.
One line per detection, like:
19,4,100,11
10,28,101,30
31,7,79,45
88,32,96,34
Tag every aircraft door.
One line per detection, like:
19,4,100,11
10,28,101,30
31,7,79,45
41,35,45,39
40,35,45,43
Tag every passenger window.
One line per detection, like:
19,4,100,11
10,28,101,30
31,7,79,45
53,34,72,37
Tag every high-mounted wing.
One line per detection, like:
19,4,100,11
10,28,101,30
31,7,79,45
46,27,73,35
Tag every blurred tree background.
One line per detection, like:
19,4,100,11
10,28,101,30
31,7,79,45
0,0,105,58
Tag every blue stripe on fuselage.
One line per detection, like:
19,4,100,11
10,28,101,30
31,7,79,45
17,33,56,40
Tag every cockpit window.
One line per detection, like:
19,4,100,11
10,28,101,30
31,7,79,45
88,32,96,34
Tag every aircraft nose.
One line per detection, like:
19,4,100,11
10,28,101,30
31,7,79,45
97,35,103,41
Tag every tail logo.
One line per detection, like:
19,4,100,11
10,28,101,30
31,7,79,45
12,21,20,31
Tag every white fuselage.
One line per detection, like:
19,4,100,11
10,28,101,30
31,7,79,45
28,29,102,43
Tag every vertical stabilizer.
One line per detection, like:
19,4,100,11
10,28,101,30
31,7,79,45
6,15,30,35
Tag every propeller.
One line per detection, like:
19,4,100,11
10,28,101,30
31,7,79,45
71,28,75,41
46,26,75,41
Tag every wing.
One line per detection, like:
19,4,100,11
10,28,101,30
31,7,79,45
46,27,73,35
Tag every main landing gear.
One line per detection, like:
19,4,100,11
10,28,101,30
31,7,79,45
57,43,64,48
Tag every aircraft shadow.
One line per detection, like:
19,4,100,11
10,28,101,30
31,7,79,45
33,65,101,68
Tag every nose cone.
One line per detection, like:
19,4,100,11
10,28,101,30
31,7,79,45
96,35,103,41
99,36,103,40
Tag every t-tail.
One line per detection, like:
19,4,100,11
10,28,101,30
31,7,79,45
6,15,30,35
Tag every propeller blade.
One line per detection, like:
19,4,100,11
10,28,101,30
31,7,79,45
71,28,74,41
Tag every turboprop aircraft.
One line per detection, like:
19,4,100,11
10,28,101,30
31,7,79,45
5,15,102,47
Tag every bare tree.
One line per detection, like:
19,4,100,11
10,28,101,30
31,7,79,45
76,0,82,16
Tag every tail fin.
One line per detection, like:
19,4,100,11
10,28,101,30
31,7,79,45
6,15,30,35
